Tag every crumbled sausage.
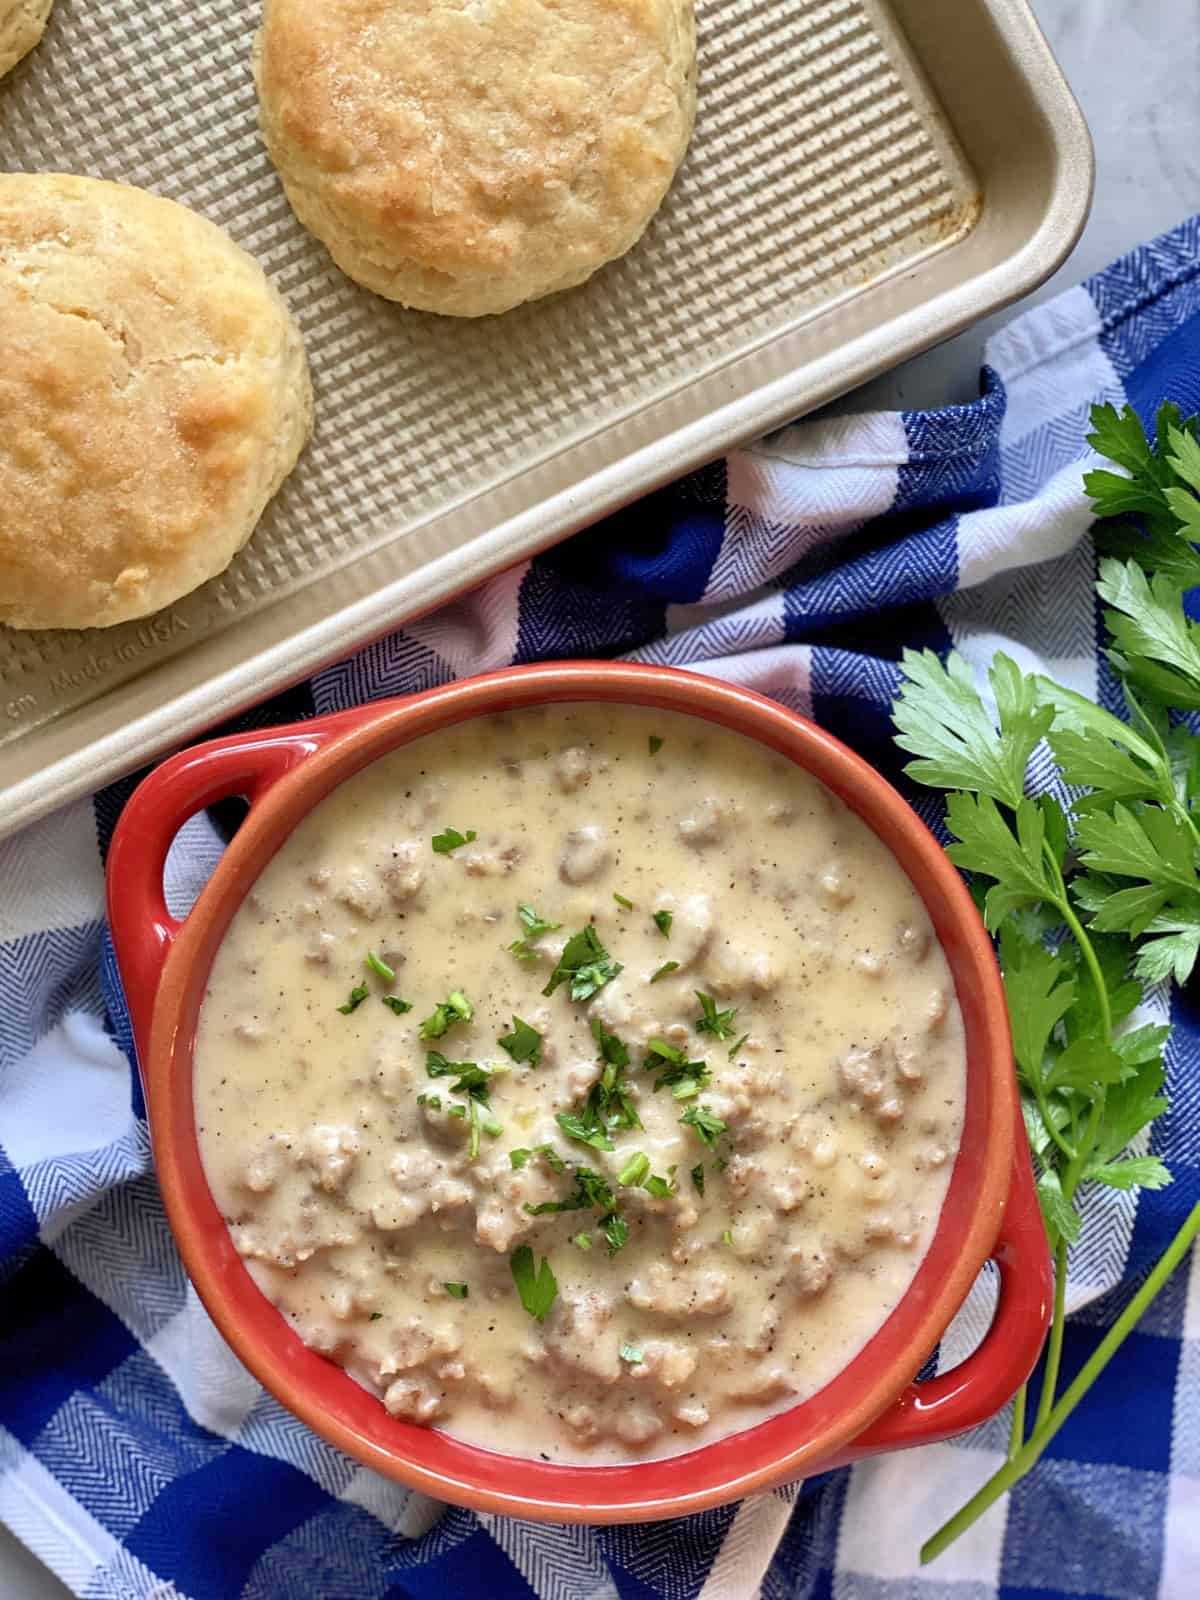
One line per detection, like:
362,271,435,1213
383,1376,444,1423
839,1043,888,1102
674,1402,710,1428
615,1404,664,1446
554,746,593,792
546,1292,620,1382
335,871,382,922
301,1124,359,1193
627,1264,730,1319
464,846,522,877
630,1339,698,1390
787,1243,832,1297
383,840,424,904
728,1367,795,1404
678,796,737,849
559,823,611,884
242,1134,292,1194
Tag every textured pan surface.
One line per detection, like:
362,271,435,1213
0,0,1089,835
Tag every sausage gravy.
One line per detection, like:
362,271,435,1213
194,704,966,1462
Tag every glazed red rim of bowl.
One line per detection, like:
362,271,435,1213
114,662,1038,1523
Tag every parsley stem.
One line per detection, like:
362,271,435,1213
1034,1238,1069,1430
1007,1383,1026,1460
1044,846,1112,1041
921,1199,1200,1565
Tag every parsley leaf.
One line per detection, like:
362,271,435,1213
649,735,664,755
523,1165,615,1215
510,1245,557,1322
893,648,1054,810
590,1016,630,1069
644,1172,676,1199
650,960,680,984
572,1231,592,1251
443,1282,469,1299
691,1163,705,1196
508,903,563,962
419,990,474,1039
498,1015,543,1065
728,1033,750,1059
694,990,737,1040
555,1111,614,1153
543,925,623,1001
617,1152,650,1187
432,827,477,854
653,909,673,938
510,1144,567,1174
337,983,370,1015
680,1104,728,1147
599,1211,628,1255
381,996,413,1015
613,893,634,911
365,951,395,982
647,1043,711,1100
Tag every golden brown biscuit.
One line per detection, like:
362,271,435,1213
255,0,697,318
0,0,53,78
0,174,312,632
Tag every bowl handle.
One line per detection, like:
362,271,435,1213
843,1141,1052,1460
106,716,356,1067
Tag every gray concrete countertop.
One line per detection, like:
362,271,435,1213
1,2,1192,1596
829,1,1197,413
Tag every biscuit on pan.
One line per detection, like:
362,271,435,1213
255,0,697,318
0,0,53,78
0,174,313,632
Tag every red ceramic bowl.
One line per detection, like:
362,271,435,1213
107,661,1050,1522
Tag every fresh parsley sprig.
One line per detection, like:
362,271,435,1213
894,401,1200,1565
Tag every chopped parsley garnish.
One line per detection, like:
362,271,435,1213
419,989,474,1039
620,1342,644,1365
365,951,396,982
721,1228,734,1247
645,1172,676,1199
524,1166,614,1215
650,961,680,984
653,909,673,939
617,1152,650,1188
444,1282,469,1299
556,1111,614,1153
600,1211,629,1255
691,1163,706,1196
613,892,634,911
555,1021,641,1150
510,1245,557,1322
647,1040,711,1100
543,924,623,1001
572,1232,593,1251
381,996,413,1015
424,1053,502,1157
681,1104,728,1147
508,902,562,962
510,1143,567,1175
649,735,664,755
728,1032,750,1059
416,1092,442,1111
432,827,477,854
337,983,370,1015
498,1015,542,1065
695,990,738,1041
591,1017,630,1069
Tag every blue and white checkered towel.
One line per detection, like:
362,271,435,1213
3,218,1200,1600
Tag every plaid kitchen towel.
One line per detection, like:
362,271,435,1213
3,219,1200,1600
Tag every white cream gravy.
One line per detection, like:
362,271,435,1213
194,703,965,1463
